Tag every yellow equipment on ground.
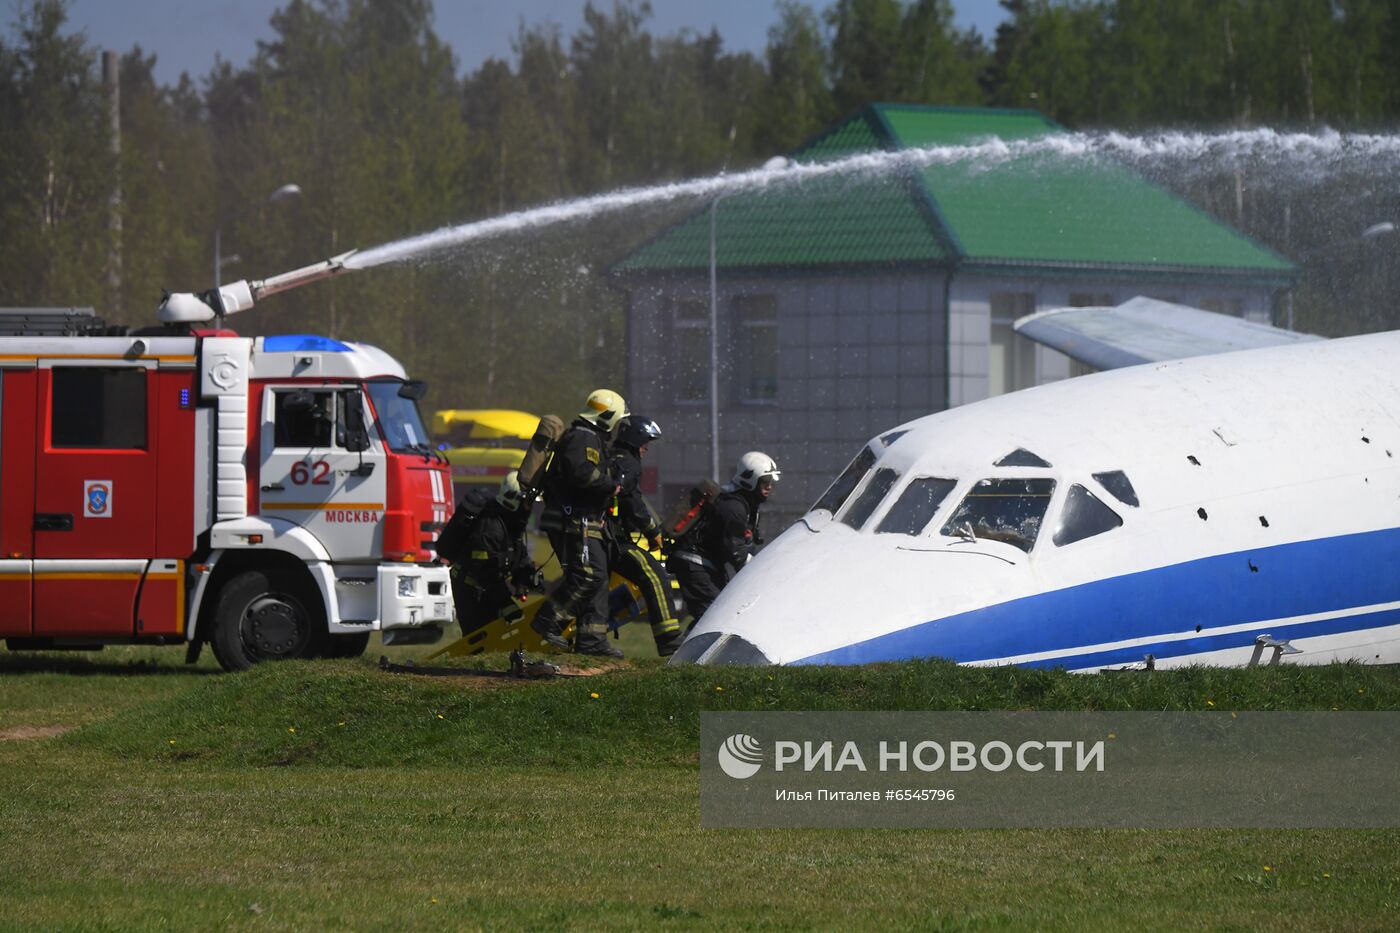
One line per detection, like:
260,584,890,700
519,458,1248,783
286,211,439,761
426,572,653,658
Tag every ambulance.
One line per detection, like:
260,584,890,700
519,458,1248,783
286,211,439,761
0,252,455,671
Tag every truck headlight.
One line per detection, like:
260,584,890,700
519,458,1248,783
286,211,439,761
397,575,418,598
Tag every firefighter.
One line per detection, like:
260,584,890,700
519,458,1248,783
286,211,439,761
606,415,685,657
451,471,539,636
668,451,780,629
531,388,627,656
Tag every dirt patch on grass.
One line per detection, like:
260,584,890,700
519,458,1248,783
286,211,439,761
0,724,75,741
556,658,632,677
379,655,635,690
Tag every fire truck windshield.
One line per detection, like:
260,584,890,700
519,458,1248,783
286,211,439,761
366,380,432,454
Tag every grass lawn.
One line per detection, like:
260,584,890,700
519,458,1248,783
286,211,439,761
2,638,1399,930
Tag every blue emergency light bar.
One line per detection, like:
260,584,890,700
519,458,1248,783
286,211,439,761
263,334,352,353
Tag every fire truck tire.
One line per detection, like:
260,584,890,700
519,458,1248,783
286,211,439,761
319,632,371,659
210,569,325,672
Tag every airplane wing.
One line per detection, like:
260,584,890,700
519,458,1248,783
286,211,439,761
1013,296,1323,370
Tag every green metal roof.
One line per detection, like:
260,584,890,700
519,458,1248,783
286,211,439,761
616,104,1294,282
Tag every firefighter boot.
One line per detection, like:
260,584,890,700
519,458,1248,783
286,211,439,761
653,626,686,658
530,602,571,652
573,623,623,658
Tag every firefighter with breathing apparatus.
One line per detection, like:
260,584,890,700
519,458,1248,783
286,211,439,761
442,470,539,636
531,389,627,656
667,451,780,630
605,415,685,656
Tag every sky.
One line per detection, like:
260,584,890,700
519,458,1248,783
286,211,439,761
55,0,1010,87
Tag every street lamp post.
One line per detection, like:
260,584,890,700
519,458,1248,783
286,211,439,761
214,183,302,325
708,195,721,482
707,157,791,483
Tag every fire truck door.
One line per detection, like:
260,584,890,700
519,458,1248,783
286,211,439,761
258,385,386,562
32,363,158,636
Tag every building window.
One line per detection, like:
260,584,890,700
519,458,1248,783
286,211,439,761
1200,296,1244,315
988,292,1037,397
51,367,148,449
672,298,709,403
734,294,777,402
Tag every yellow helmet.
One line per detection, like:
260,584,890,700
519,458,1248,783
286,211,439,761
579,388,628,429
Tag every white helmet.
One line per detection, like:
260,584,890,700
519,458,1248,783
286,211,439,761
578,388,628,430
733,451,780,491
497,470,524,511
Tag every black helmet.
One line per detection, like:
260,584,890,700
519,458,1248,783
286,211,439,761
616,415,662,451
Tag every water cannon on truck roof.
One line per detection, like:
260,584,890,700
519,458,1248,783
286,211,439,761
0,248,456,671
157,250,359,327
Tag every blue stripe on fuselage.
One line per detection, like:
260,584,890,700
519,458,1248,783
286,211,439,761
792,526,1400,667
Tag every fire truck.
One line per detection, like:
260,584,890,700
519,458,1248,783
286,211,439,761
0,252,455,671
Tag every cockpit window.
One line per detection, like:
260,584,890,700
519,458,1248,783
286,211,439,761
1092,470,1139,507
811,446,876,514
940,478,1056,553
669,632,722,664
879,429,908,447
876,477,958,536
994,448,1052,468
1054,483,1123,547
840,468,901,530
704,635,772,665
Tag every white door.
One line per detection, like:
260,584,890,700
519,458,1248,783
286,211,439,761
257,384,386,562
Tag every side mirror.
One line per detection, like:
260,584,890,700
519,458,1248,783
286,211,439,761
342,392,372,452
397,379,428,401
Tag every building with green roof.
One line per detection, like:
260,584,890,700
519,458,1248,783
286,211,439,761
613,103,1296,523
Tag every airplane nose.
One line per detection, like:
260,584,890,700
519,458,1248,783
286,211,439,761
668,521,1021,666
669,524,906,665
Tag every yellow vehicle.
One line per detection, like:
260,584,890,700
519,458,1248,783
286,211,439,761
432,409,536,487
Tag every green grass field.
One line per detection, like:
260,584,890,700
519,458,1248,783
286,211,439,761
3,635,1399,931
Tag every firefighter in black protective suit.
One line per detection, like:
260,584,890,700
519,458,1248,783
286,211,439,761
451,471,539,636
606,415,685,657
531,388,628,657
668,451,780,630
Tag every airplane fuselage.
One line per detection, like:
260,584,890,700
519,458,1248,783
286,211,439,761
674,331,1400,670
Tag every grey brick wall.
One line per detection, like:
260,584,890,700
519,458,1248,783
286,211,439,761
626,270,950,531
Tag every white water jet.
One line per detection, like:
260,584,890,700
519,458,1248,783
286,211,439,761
344,129,1400,271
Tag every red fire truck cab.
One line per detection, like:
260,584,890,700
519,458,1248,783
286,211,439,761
0,319,455,671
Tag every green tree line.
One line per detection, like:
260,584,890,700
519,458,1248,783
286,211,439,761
3,0,1400,414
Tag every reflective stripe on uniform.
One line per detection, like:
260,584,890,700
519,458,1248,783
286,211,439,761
626,545,678,626
671,550,718,572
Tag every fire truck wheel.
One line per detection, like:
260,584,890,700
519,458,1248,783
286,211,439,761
319,632,371,659
211,569,325,671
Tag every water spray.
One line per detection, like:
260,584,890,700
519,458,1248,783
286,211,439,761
345,128,1400,271
157,127,1400,322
